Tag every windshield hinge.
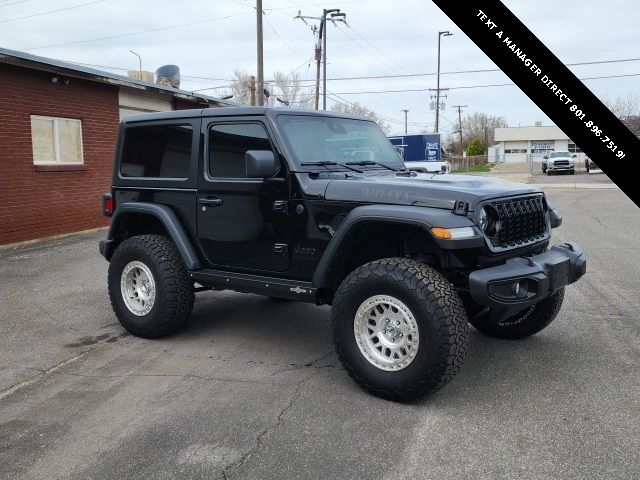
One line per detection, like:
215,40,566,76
453,201,469,216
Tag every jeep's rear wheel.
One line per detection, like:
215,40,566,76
469,288,564,339
331,258,468,401
108,235,194,338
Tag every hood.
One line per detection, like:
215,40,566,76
323,172,542,211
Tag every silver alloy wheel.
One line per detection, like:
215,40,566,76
120,261,156,316
353,295,420,371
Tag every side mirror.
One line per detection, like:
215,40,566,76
543,155,548,159
246,150,278,178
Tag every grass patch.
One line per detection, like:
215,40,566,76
450,163,496,174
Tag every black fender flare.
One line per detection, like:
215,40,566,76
99,202,201,270
311,204,482,289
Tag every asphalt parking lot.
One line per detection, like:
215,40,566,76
1,184,638,479
533,168,615,186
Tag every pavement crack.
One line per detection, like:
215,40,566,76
222,370,319,479
61,372,260,384
589,214,605,227
0,351,87,401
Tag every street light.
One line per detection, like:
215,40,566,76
435,31,453,133
129,50,142,78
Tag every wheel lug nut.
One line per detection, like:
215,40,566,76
396,321,400,326
382,329,386,333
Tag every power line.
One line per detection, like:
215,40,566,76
333,23,400,77
340,23,413,75
329,72,640,95
263,10,305,57
292,57,640,82
23,11,252,51
0,0,31,7
0,0,107,23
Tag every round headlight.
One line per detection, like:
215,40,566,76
479,207,489,232
478,205,498,237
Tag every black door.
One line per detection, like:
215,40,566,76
196,119,290,272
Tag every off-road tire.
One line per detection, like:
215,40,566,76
331,258,468,402
542,166,547,173
469,288,564,340
108,234,194,338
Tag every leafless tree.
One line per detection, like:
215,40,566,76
603,92,640,137
446,111,508,155
222,69,314,109
330,101,391,134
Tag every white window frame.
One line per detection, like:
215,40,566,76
31,115,84,165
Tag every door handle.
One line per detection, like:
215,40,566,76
199,197,223,207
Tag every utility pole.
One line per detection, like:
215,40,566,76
248,75,257,106
295,8,347,110
435,31,453,133
256,0,264,106
484,126,489,153
453,104,467,169
314,25,322,110
402,109,409,134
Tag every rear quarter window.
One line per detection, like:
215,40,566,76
120,124,193,178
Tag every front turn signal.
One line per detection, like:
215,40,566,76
431,227,476,240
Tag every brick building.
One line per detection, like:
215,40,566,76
0,47,232,246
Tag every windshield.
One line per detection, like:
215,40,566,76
550,151,570,158
277,115,404,169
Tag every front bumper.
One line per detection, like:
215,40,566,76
548,164,574,171
468,242,586,310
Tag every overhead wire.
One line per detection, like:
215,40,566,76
330,72,640,95
292,57,640,83
0,0,107,23
23,11,252,51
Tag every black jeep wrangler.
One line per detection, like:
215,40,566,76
99,107,586,401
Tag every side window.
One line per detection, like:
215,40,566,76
208,123,273,178
120,124,193,178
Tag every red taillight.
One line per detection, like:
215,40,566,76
102,193,113,217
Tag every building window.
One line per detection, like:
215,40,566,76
120,124,193,178
31,116,84,165
208,123,273,178
568,143,583,153
505,149,527,154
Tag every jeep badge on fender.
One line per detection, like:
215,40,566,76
99,106,586,402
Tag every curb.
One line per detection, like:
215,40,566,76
0,227,108,251
535,183,618,189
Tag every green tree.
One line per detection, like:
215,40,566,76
466,138,485,156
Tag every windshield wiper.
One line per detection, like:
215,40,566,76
345,160,402,172
301,161,364,173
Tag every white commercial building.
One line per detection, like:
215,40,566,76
492,123,585,164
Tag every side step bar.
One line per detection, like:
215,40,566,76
189,269,318,303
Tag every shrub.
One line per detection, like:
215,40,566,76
466,138,485,156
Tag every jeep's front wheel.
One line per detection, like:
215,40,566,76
331,258,468,401
469,288,564,339
108,235,194,338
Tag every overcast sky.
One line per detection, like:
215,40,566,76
2,0,639,134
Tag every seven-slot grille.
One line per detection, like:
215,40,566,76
488,195,546,248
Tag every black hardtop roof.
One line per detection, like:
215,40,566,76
121,106,371,124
